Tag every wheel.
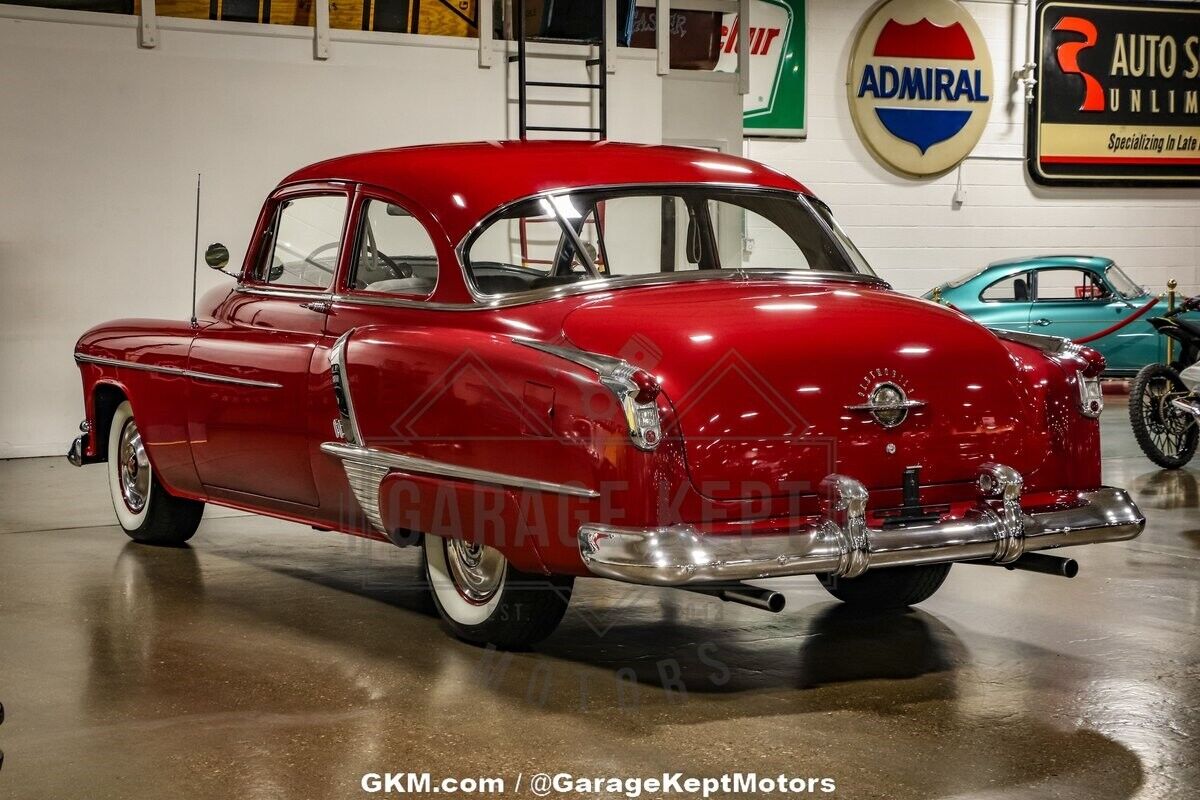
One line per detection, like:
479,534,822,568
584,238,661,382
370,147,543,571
107,401,204,545
423,534,572,649
1129,364,1199,469
818,564,951,610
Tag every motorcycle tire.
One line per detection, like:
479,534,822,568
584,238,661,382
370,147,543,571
1129,363,1199,469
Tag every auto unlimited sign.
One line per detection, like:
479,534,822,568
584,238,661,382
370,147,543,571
1031,1,1200,185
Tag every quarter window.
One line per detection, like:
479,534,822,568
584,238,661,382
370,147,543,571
258,195,347,290
350,200,439,295
981,272,1031,302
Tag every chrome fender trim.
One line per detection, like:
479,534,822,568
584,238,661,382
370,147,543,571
322,442,601,535
578,465,1145,587
74,353,282,389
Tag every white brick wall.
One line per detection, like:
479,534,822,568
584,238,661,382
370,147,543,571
747,0,1200,297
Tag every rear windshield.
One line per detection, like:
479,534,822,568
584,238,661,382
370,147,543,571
464,187,875,297
943,267,983,290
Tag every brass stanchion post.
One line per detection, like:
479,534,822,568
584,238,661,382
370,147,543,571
1167,278,1178,365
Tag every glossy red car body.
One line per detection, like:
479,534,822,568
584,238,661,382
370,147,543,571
72,141,1135,582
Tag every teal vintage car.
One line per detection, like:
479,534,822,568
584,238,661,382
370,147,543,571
925,255,1164,376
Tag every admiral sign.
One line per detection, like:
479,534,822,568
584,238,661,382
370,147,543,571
1031,1,1200,185
848,0,994,177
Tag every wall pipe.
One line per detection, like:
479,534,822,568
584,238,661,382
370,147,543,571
1013,0,1036,104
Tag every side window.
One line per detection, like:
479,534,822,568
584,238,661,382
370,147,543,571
350,199,439,295
1036,269,1110,301
258,195,347,290
981,272,1031,302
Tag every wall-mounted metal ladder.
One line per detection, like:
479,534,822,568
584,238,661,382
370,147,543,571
510,0,608,140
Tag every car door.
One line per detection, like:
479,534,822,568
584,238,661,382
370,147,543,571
1030,267,1115,344
315,189,448,522
972,270,1033,333
188,185,351,507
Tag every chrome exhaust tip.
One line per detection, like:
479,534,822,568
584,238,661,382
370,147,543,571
685,584,786,613
973,552,1079,578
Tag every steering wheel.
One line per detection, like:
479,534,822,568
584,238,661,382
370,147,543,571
302,242,341,275
363,224,411,279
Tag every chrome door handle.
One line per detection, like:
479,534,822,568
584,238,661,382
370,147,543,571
301,301,332,313
1034,318,1051,327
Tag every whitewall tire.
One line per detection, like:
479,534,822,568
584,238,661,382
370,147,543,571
107,401,204,545
423,534,573,649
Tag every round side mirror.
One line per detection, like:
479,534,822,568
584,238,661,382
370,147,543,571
205,243,230,270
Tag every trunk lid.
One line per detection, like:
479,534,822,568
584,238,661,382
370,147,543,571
561,279,1040,501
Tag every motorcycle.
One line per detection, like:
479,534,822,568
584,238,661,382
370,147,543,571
1129,296,1200,468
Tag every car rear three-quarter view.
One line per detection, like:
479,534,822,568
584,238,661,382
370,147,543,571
68,141,1145,649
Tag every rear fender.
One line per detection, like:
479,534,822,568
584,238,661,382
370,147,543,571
335,325,689,574
998,335,1102,491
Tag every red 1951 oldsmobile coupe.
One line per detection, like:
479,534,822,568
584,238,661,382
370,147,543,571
69,141,1145,648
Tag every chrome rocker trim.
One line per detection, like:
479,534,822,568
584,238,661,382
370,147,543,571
577,464,1144,586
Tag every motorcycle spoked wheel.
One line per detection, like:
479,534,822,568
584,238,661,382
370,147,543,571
1129,363,1199,469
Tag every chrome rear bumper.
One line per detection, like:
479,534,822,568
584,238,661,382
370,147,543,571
577,464,1145,586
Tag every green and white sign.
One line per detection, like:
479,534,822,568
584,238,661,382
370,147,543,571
716,0,807,137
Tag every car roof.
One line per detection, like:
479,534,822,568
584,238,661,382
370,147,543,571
985,254,1115,271
280,140,809,243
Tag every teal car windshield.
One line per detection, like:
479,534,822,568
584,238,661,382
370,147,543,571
1106,264,1144,300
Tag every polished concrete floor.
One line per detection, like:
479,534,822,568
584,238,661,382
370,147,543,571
1,399,1197,800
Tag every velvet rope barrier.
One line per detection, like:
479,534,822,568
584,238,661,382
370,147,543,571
1072,296,1161,344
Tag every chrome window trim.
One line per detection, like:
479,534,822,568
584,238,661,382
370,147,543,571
240,271,885,313
74,354,283,389
320,442,601,499
236,285,334,302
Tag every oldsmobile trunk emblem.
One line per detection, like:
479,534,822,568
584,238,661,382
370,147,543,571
848,369,925,428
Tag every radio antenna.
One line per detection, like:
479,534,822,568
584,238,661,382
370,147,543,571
190,173,201,327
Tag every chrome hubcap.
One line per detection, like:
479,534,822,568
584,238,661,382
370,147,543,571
445,539,505,604
118,418,150,514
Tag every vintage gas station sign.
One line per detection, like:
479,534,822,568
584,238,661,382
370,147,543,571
1030,1,1200,186
716,0,807,138
847,0,994,177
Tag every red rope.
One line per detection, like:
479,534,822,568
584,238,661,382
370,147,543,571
1073,296,1160,344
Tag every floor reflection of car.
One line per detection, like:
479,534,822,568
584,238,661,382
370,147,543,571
925,255,1165,376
